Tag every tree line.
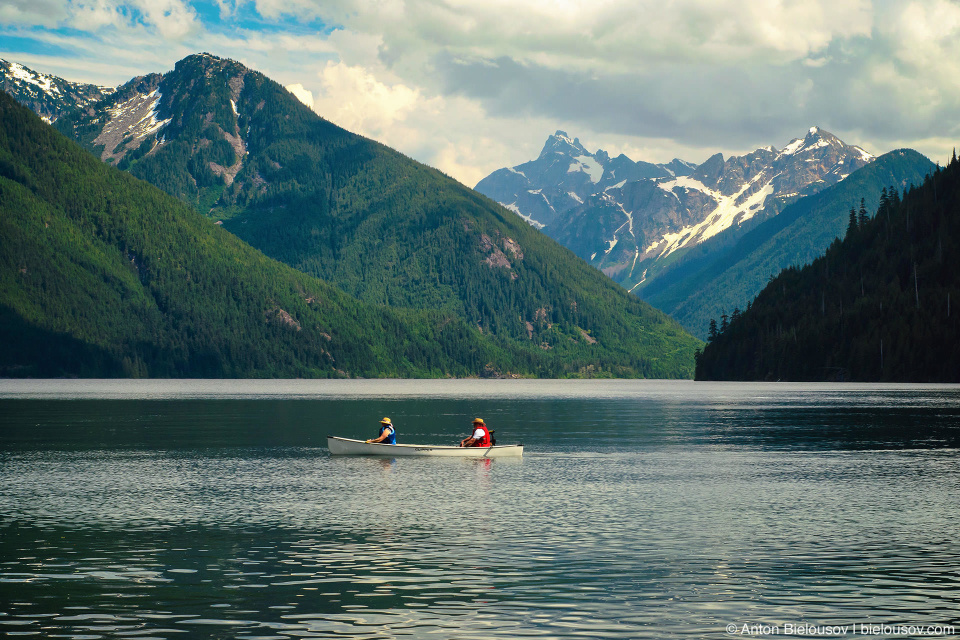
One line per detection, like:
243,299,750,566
696,156,959,382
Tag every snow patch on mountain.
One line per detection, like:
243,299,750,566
568,155,604,183
503,202,545,229
609,197,635,237
651,179,775,258
93,89,170,160
8,62,59,95
781,138,806,156
657,175,712,195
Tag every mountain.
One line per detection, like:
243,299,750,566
475,131,696,229
643,149,936,337
0,59,113,122
696,155,960,382
476,128,876,294
2,90,555,378
9,54,701,378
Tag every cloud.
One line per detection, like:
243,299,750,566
250,0,873,70
285,83,314,109
2,0,202,38
135,0,200,40
219,1,952,157
67,0,124,32
311,61,420,134
3,0,960,183
339,0,956,159
294,58,558,186
0,0,70,28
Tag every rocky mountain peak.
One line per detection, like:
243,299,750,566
777,125,863,159
691,152,725,188
539,130,589,159
178,52,232,69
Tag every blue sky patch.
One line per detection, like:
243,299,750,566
0,30,79,60
187,0,336,37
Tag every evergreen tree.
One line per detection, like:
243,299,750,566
847,207,858,238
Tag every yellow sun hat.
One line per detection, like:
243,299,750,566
380,417,392,424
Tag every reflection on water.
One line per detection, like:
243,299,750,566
1,381,960,638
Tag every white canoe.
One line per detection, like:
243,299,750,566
327,436,523,458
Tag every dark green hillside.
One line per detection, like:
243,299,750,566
643,150,935,338
0,91,611,378
51,54,701,377
696,155,960,382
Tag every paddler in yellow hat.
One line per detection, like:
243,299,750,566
366,417,396,444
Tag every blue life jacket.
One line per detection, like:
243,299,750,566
379,424,396,444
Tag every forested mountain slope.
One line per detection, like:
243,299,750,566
0,92,681,378
644,150,935,337
696,155,960,382
48,53,700,377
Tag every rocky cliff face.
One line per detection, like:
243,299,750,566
475,127,874,291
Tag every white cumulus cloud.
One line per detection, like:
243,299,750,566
312,61,420,136
285,83,315,109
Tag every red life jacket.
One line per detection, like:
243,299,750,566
472,424,491,447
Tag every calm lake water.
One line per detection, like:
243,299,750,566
1,380,959,639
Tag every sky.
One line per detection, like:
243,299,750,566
2,0,960,187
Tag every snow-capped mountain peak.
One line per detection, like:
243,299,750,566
1,59,114,123
777,125,870,160
476,130,696,228
645,127,875,258
539,130,589,159
475,127,877,290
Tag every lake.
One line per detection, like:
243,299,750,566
1,380,959,639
